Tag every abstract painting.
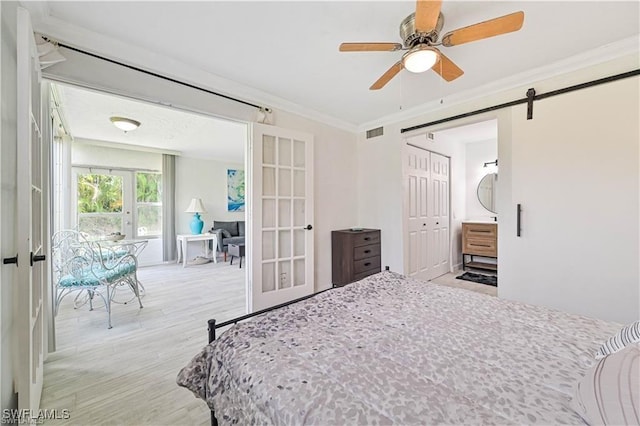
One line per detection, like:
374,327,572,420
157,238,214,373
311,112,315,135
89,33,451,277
227,169,245,212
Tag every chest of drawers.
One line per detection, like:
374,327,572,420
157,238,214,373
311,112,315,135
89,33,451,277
331,229,381,287
462,222,497,272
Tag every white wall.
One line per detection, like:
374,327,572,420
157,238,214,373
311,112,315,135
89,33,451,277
0,0,18,412
465,139,498,220
357,53,639,322
175,156,245,235
71,140,163,265
72,139,162,170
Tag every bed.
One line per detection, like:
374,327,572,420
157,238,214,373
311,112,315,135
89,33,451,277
177,271,625,425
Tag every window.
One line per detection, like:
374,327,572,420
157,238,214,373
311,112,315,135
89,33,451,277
77,173,124,236
136,172,162,237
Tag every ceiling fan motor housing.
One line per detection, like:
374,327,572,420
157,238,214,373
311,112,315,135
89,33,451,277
400,12,445,47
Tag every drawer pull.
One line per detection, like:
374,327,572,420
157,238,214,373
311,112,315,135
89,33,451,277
470,230,491,233
364,237,370,241
470,243,491,247
364,250,371,254
364,262,371,267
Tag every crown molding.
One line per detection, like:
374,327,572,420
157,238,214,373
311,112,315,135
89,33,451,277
30,13,359,133
358,36,640,133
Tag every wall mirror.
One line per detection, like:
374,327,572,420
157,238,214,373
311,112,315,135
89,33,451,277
477,173,497,213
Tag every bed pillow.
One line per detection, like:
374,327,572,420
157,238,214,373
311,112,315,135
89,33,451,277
572,343,639,425
595,320,640,360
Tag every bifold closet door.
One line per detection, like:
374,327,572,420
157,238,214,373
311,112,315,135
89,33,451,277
405,145,450,281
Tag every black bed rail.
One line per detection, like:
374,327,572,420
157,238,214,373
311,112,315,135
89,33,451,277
208,287,333,343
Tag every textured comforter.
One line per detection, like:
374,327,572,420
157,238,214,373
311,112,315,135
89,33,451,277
177,271,620,425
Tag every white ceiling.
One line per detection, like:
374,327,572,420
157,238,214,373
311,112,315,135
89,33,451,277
27,1,640,128
57,84,247,162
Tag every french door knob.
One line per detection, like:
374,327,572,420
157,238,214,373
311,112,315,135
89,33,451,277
31,253,46,266
3,254,18,267
305,225,313,230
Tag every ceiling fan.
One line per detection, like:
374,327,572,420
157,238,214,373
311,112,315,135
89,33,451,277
339,0,524,90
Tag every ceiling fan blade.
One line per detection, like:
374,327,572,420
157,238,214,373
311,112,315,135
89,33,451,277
339,43,403,52
370,61,404,90
415,0,442,33
442,11,524,47
432,49,464,82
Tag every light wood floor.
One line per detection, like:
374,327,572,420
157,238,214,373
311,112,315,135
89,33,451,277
41,265,495,425
42,260,246,425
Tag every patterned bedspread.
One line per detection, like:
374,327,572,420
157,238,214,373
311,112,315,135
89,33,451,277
177,271,620,425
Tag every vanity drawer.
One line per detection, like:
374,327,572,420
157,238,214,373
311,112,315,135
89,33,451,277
353,256,381,274
463,223,497,240
353,244,380,261
463,237,497,257
352,230,380,247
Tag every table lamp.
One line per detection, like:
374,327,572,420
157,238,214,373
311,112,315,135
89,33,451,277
185,198,206,234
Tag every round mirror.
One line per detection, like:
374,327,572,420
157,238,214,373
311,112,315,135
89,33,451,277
477,173,497,213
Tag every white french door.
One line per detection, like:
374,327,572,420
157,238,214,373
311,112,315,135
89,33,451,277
404,145,450,281
16,6,46,414
249,123,314,311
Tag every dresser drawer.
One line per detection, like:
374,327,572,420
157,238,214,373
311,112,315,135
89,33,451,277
353,244,380,261
353,269,380,282
352,231,380,247
353,256,381,274
463,238,497,257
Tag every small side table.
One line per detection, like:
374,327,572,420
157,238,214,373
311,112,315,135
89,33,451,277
176,233,218,268
228,243,245,268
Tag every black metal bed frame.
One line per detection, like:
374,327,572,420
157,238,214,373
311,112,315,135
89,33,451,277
206,288,333,426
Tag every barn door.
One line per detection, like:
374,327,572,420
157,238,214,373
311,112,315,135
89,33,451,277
249,123,314,311
15,6,46,414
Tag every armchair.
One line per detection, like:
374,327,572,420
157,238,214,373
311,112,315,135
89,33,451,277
210,220,245,261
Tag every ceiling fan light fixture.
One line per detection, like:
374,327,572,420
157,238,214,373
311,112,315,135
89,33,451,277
110,116,141,132
402,46,439,73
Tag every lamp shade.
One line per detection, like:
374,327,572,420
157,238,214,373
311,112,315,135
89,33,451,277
185,198,206,213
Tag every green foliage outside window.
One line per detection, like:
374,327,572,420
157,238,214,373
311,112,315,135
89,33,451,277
136,172,162,202
77,174,123,213
136,172,162,236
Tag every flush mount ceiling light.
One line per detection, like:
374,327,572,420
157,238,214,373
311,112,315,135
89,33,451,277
402,45,439,73
110,116,141,132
